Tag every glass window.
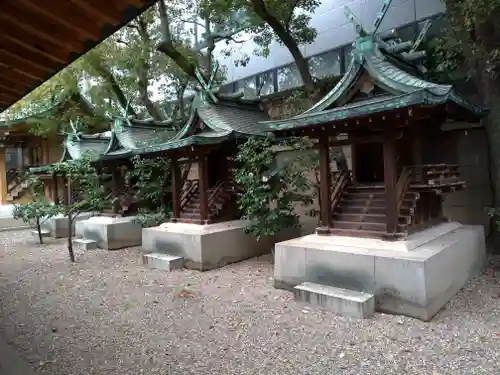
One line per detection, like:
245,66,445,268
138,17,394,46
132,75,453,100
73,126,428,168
277,64,303,91
236,77,258,98
343,44,353,68
218,83,234,94
308,50,341,79
257,71,275,96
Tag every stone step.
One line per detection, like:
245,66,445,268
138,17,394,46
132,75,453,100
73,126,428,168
31,229,51,238
142,253,184,271
73,238,98,251
294,282,375,319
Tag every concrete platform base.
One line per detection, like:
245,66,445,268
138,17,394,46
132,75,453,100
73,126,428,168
43,212,96,238
75,216,142,250
142,220,299,271
294,282,375,319
73,238,98,251
142,252,184,271
274,222,486,321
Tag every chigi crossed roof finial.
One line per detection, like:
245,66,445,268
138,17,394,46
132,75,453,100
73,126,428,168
344,0,432,68
195,60,220,104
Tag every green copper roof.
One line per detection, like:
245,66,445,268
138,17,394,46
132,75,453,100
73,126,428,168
257,2,487,133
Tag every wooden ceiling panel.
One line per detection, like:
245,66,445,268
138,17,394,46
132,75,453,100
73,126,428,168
0,0,157,112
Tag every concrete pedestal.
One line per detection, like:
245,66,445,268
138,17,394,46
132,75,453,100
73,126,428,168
75,216,142,250
43,212,96,238
142,220,299,271
274,222,486,321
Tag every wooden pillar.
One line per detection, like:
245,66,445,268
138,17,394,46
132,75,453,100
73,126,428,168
198,152,209,223
62,176,69,205
383,135,398,235
111,167,121,214
51,174,59,203
0,148,7,204
171,157,181,219
318,136,332,230
41,138,50,199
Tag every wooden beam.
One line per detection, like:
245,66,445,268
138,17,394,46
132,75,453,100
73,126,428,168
0,83,25,97
0,45,58,72
68,0,121,25
16,0,102,41
383,133,398,234
318,136,332,229
171,157,181,219
198,153,209,223
1,28,68,64
0,3,83,52
0,91,18,103
0,69,38,87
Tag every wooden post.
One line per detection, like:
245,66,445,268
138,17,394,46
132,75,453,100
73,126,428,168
52,173,59,203
62,176,69,205
318,136,332,230
198,153,209,223
383,134,398,235
111,167,121,214
41,138,51,199
171,157,181,219
0,148,7,204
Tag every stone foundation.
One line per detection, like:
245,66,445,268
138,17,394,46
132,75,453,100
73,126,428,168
43,212,96,238
142,220,299,271
75,216,142,250
274,222,486,321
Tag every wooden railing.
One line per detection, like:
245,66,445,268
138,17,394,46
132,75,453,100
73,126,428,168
403,164,462,187
180,179,199,209
396,167,411,211
208,180,225,208
330,170,350,211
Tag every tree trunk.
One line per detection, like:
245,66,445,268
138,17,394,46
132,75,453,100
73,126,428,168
36,217,43,245
136,16,168,121
67,215,75,262
248,0,318,98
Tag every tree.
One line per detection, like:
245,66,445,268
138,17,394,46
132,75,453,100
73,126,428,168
12,174,60,244
233,135,314,239
52,156,110,262
126,155,172,227
429,1,500,244
202,0,321,98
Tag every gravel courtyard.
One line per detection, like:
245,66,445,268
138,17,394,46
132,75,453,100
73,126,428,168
0,230,500,375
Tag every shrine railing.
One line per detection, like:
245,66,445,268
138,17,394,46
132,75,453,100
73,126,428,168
208,180,225,207
330,170,351,212
396,167,411,211
180,179,199,209
405,164,462,187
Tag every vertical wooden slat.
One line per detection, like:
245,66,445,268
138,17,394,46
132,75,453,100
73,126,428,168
171,157,181,219
198,153,209,223
383,134,398,234
318,136,332,229
52,173,58,203
0,148,7,204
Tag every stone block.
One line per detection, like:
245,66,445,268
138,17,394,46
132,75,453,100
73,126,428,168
142,252,184,271
294,282,375,319
42,212,96,238
73,239,98,251
142,220,299,271
75,216,142,250
31,229,50,238
274,223,486,321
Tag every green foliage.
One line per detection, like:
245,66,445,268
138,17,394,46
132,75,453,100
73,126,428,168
233,136,314,239
52,155,111,219
12,175,60,244
126,156,172,227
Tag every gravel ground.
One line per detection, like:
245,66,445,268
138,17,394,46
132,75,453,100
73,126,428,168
0,230,500,375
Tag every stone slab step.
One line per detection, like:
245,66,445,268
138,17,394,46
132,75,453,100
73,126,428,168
73,238,98,251
142,253,184,271
293,282,375,319
31,229,51,238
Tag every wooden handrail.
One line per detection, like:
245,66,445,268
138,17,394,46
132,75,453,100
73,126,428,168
208,180,225,207
180,179,199,209
396,167,411,211
330,170,350,212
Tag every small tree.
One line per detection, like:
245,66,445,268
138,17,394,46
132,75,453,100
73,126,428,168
52,156,110,262
233,135,314,239
126,155,172,228
12,174,60,244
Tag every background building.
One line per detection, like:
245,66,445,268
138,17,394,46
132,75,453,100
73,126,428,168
212,0,447,96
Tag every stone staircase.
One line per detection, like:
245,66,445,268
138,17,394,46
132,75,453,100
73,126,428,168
331,183,419,238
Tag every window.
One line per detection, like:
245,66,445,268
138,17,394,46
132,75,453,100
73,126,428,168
219,83,234,94
343,44,353,68
308,50,342,79
236,76,258,98
277,64,303,91
257,71,275,96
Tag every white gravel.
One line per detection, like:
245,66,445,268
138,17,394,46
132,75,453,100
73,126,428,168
0,230,500,374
